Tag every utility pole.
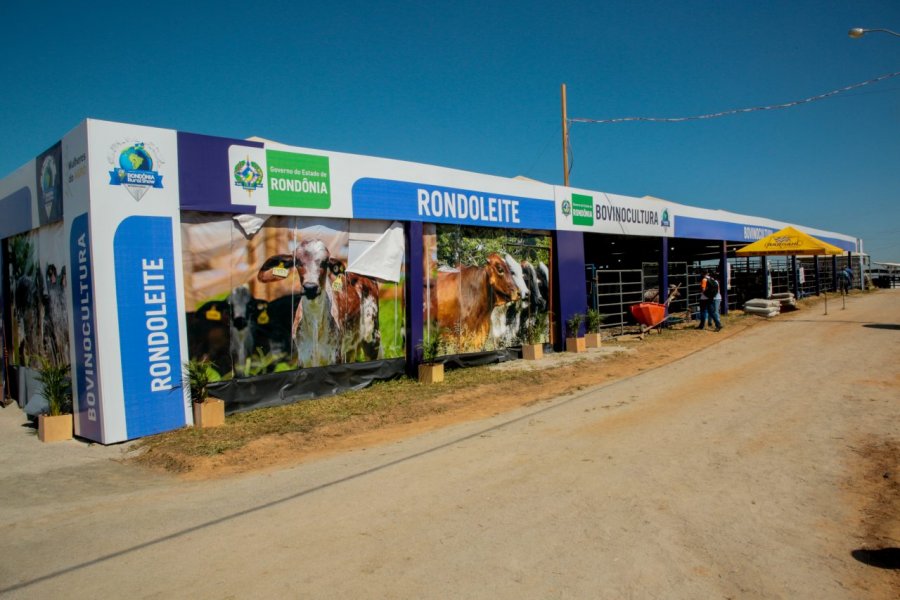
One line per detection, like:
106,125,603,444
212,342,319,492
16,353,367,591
561,83,569,187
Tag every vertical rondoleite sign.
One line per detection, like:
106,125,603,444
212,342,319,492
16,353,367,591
62,121,104,440
84,120,190,443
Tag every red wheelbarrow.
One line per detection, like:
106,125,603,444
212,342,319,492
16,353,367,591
629,283,681,338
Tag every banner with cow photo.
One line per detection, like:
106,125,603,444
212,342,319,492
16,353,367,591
423,224,551,356
181,213,406,381
5,223,70,371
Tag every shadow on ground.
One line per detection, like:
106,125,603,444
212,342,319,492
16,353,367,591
851,548,900,569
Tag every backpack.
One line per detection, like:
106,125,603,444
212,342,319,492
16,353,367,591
705,276,719,298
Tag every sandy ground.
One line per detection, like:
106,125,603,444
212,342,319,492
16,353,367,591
0,290,897,598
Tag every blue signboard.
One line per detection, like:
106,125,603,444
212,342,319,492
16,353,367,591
113,216,185,438
351,177,555,230
70,213,103,441
0,187,33,239
674,215,854,251
177,132,263,214
674,215,775,242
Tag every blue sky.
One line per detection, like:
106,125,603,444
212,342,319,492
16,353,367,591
2,0,898,260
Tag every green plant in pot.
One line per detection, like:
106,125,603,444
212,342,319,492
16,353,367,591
585,308,606,348
35,357,73,442
185,358,214,403
565,312,586,353
566,313,584,338
522,311,548,360
420,333,443,365
185,358,225,428
418,329,445,383
524,310,549,345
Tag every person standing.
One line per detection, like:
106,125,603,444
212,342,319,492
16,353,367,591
696,272,709,329
708,271,723,331
839,265,853,294
698,270,722,331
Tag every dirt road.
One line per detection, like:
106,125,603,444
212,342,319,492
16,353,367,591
1,291,897,598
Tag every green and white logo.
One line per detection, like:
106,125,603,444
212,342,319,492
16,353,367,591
266,150,331,209
571,193,593,226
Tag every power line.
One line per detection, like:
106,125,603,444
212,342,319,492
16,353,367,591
569,71,900,125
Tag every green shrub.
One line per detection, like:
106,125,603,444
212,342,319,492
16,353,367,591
524,311,549,345
184,359,214,404
419,329,445,365
586,309,607,333
566,313,585,338
35,357,72,416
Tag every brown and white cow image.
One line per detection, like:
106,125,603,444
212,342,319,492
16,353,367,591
508,259,550,344
489,254,530,348
257,239,381,368
429,252,520,351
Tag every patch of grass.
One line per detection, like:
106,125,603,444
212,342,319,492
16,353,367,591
132,365,527,468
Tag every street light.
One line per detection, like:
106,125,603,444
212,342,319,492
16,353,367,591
849,27,900,39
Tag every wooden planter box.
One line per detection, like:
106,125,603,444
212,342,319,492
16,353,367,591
193,398,225,428
566,337,586,353
418,363,444,384
585,332,602,348
38,413,73,442
522,343,543,361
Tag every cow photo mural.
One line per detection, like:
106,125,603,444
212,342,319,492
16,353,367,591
181,213,405,379
424,224,551,355
5,223,70,371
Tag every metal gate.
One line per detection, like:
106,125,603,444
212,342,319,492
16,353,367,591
642,261,693,316
587,262,698,334
586,266,643,334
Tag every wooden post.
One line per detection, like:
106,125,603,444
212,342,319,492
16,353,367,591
561,83,569,187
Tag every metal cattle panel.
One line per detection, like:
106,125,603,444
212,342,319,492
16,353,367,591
589,268,644,334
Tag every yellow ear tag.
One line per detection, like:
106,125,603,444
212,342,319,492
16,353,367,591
272,262,289,279
332,274,344,292
205,307,222,321
257,309,269,325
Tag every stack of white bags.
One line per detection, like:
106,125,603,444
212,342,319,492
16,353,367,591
743,298,781,318
770,292,797,309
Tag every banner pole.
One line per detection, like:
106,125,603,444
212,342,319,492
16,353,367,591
561,83,569,187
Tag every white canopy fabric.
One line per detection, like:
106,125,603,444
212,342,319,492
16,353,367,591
346,221,405,282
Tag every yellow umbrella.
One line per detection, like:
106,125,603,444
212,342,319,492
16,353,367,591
736,226,846,314
736,226,845,256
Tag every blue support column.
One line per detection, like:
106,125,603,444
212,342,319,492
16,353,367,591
405,221,424,377
814,256,821,296
551,230,587,348
659,238,669,314
848,251,854,290
719,240,728,315
791,255,800,298
832,255,838,291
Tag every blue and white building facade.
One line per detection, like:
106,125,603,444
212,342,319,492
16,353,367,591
0,119,858,443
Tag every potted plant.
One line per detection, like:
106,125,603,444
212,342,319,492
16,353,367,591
418,331,445,384
521,311,548,360
35,357,73,442
185,359,225,428
585,309,606,348
565,312,586,353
